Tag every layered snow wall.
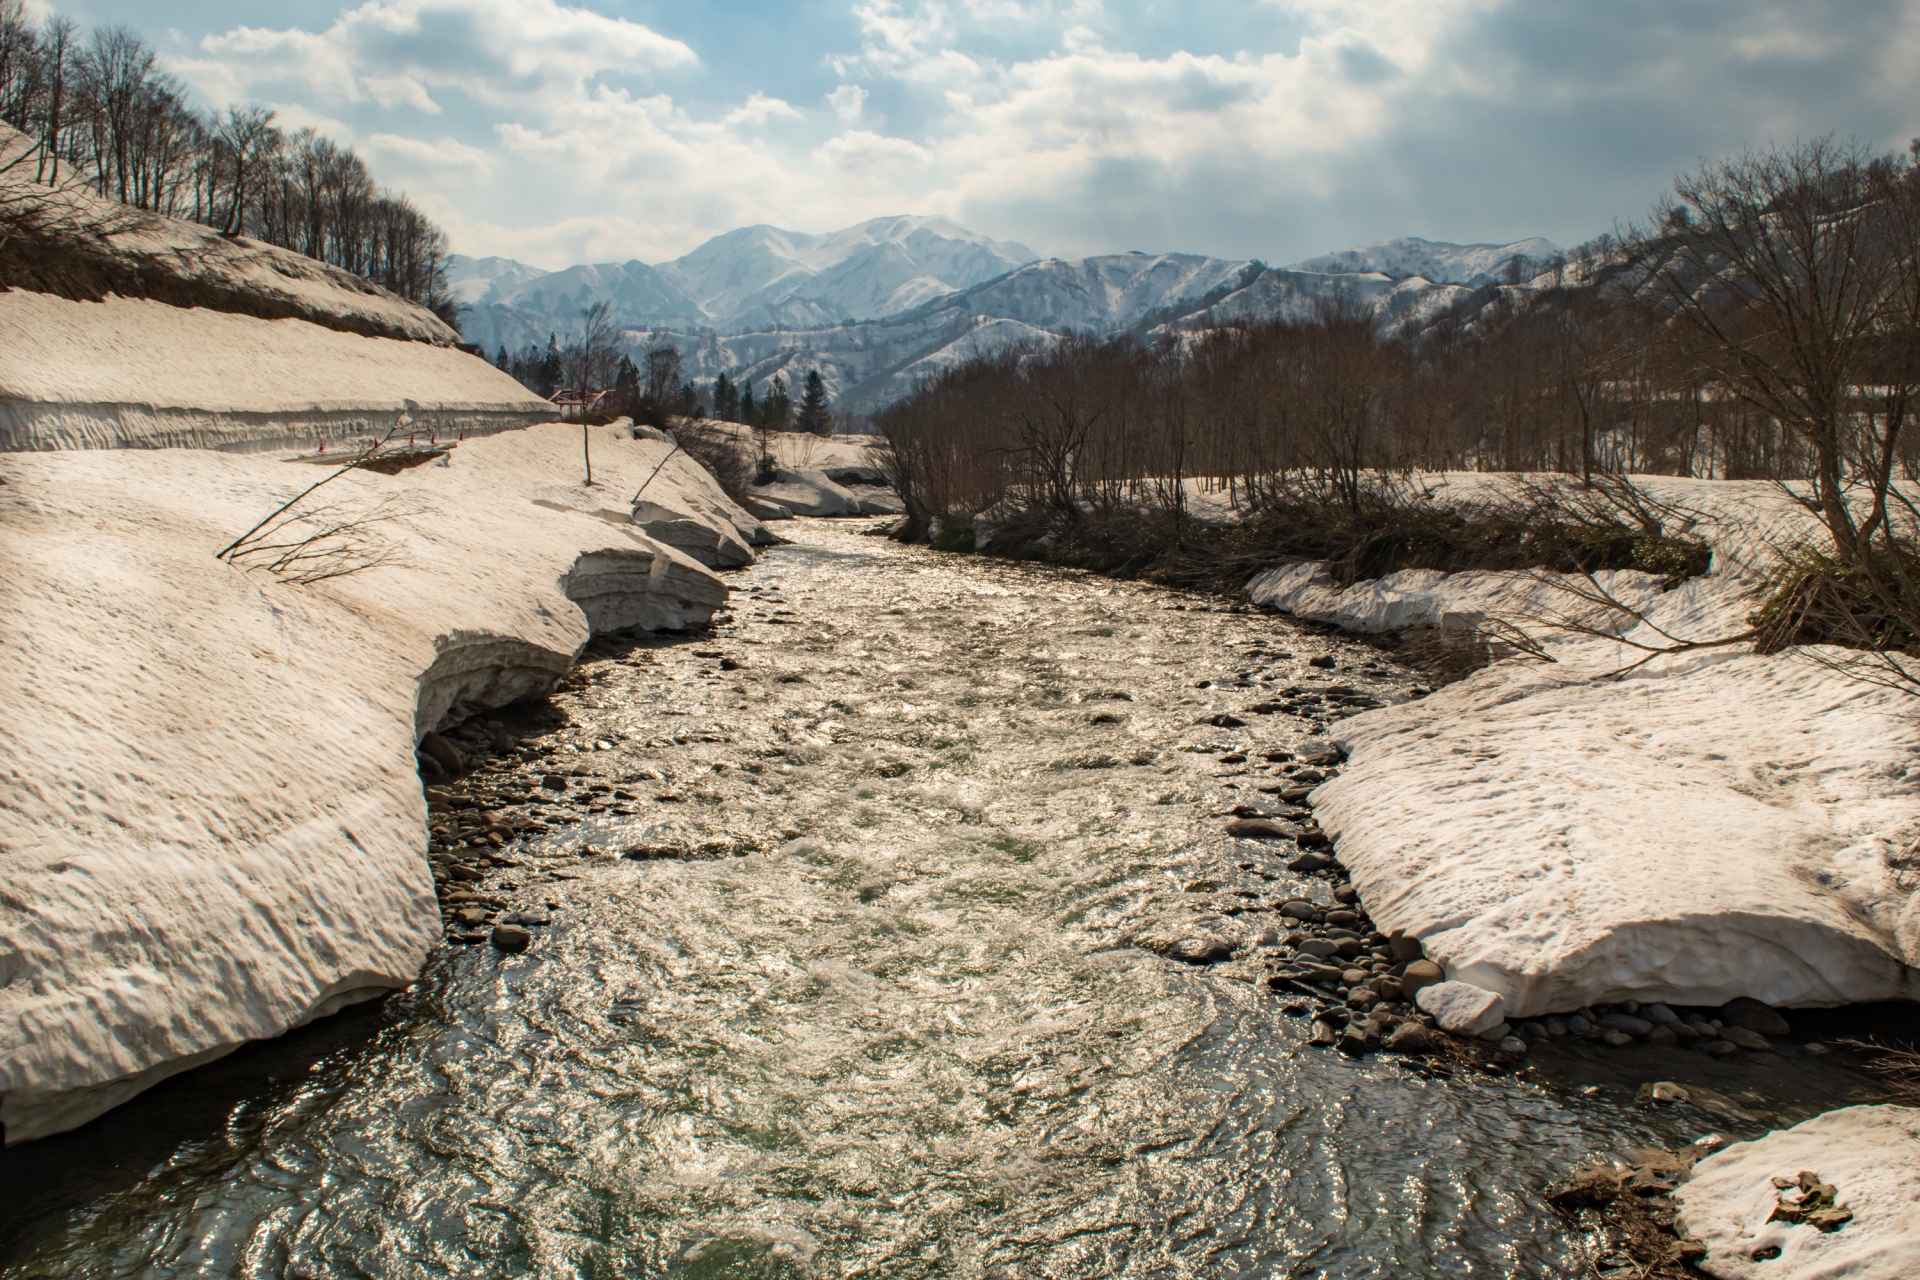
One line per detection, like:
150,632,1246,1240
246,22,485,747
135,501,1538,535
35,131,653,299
0,290,555,452
0,422,731,1142
1247,476,1920,1017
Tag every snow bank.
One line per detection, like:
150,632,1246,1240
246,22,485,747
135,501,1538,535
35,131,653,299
0,422,728,1142
550,422,771,569
1675,1105,1920,1279
1246,476,1920,1015
0,290,553,453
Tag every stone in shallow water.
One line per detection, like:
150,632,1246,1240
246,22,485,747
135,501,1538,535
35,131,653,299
1226,818,1289,840
491,924,532,953
1167,935,1233,964
1719,1025,1774,1051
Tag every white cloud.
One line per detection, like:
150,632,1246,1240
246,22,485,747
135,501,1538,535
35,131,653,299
816,129,933,173
364,133,492,180
724,93,802,127
157,0,1920,268
172,0,696,113
827,83,868,121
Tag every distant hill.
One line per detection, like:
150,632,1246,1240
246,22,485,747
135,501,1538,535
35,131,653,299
453,222,1560,410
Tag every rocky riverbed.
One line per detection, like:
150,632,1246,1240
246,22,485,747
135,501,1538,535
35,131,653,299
1,521,1906,1277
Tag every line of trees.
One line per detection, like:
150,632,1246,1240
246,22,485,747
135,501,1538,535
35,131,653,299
875,137,1920,574
0,0,457,322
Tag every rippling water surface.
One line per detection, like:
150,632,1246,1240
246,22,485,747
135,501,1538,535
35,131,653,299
2,522,1891,1278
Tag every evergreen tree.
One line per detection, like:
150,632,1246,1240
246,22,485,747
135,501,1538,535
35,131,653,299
712,371,739,422
540,333,564,395
613,355,641,416
740,380,757,423
796,369,832,435
757,375,792,432
495,345,509,371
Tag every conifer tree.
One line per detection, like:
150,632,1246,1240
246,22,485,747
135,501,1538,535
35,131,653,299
712,371,740,422
740,380,756,423
796,369,832,435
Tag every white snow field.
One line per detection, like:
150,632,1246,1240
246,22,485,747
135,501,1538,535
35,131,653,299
0,290,556,453
1675,1105,1920,1279
0,123,552,453
1247,476,1920,1017
0,422,731,1142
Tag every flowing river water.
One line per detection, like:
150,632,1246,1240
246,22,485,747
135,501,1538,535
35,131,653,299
1,521,1897,1278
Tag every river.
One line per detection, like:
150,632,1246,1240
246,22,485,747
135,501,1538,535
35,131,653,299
0,521,1891,1278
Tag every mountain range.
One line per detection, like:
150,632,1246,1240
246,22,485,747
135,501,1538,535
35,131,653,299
450,221,1561,413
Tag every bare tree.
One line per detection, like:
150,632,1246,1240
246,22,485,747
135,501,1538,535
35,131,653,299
1624,138,1920,565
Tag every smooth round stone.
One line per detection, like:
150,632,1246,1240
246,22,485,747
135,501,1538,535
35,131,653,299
1566,1015,1593,1035
1497,1036,1528,1056
1601,1029,1634,1047
491,924,533,953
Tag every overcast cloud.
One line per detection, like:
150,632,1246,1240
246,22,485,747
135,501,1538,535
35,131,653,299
40,0,1920,266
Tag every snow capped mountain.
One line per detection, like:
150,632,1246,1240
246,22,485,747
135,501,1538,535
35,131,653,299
445,255,550,307
451,222,1555,410
1288,236,1563,286
963,252,1259,331
656,215,1037,327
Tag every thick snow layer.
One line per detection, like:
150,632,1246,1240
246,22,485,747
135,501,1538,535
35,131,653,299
0,290,553,453
1246,476,1920,1015
1675,1105,1920,1279
0,123,458,346
0,422,728,1142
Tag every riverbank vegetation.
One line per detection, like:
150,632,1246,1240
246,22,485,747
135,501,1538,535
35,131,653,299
876,138,1920,670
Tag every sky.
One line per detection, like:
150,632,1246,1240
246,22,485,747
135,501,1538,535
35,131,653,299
32,0,1920,269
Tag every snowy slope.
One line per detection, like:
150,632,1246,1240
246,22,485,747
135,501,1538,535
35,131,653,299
1247,475,1920,1017
446,254,552,307
0,290,552,452
0,421,733,1142
658,214,1036,326
0,123,459,346
1290,236,1562,285
1676,1105,1920,1279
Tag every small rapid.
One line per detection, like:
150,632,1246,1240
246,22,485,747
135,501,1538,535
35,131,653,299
1,522,1890,1278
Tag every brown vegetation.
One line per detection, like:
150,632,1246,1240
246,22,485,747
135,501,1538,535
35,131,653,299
875,138,1920,670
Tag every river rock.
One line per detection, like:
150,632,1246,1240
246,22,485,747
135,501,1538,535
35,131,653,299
1226,818,1290,840
490,924,532,953
1299,938,1340,957
1167,935,1233,964
1279,900,1317,919
1497,1036,1528,1055
1308,1020,1339,1047
1388,933,1424,961
1383,1022,1435,1054
1718,997,1792,1037
1288,852,1334,872
1719,1025,1774,1051
1598,1013,1654,1037
1415,981,1506,1037
1639,1002,1680,1025
1400,959,1444,1000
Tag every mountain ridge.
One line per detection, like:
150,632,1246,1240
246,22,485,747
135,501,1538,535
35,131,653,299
453,223,1561,411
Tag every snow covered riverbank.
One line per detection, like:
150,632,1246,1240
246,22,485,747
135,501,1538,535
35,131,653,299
1247,476,1920,1018
0,423,733,1142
